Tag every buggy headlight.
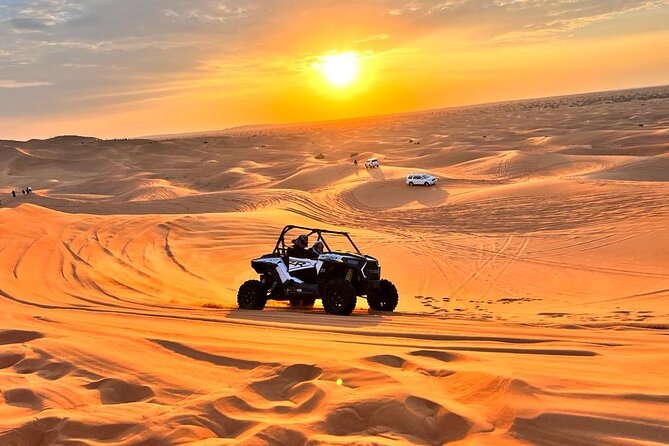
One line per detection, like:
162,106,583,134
343,258,360,266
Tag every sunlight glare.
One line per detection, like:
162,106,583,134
318,52,360,87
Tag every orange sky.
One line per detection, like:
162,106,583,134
1,1,668,140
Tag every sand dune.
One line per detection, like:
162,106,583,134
588,154,669,182
1,86,669,445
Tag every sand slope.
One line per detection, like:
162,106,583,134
1,85,669,445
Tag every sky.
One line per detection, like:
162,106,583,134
1,0,668,140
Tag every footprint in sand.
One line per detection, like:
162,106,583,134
85,378,154,404
0,329,43,345
3,388,44,410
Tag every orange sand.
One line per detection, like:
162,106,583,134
1,86,668,445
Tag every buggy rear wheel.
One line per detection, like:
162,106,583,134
237,280,267,310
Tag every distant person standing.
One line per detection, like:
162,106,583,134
22,190,25,195
11,190,16,197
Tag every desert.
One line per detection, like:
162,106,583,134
1,85,668,445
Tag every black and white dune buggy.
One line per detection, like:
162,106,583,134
237,225,399,315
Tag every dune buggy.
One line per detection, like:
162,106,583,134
237,225,399,315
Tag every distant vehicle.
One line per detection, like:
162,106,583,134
365,158,380,169
406,173,437,186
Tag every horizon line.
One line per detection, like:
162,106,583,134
4,82,667,142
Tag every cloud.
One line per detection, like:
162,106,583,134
9,16,50,30
385,0,669,42
0,79,52,88
0,0,667,120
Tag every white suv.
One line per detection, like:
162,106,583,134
365,158,380,169
406,173,437,186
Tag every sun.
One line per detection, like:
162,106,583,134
318,52,360,87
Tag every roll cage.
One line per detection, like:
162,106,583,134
273,225,361,256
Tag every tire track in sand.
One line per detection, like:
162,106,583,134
480,237,530,300
450,235,514,299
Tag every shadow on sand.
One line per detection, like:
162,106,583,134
225,306,390,328
416,185,449,207
366,167,386,180
347,181,450,211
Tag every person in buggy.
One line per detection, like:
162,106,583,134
288,235,324,259
311,240,324,255
288,234,312,258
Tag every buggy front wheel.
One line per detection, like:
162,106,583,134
367,279,399,312
322,279,357,316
